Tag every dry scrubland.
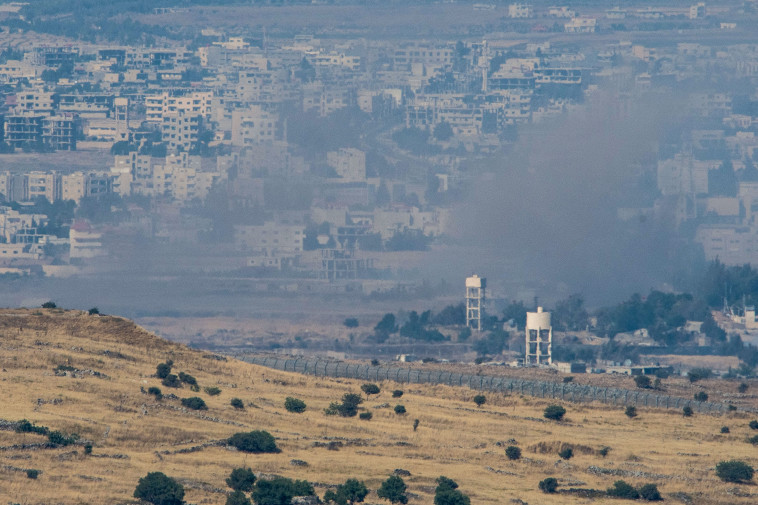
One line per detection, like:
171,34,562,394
0,309,757,505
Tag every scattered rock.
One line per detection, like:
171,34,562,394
393,469,411,477
290,459,309,467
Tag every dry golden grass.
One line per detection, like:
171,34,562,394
0,308,757,505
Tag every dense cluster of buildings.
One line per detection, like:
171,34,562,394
0,1,755,286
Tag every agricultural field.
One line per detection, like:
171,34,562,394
0,308,757,504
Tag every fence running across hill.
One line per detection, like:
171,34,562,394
242,356,755,415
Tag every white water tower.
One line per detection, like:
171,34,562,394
466,275,486,331
525,306,552,365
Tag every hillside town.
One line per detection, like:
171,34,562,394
0,1,756,299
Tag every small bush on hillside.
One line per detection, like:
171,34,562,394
625,406,637,418
749,420,758,430
26,469,38,479
473,394,486,407
48,431,78,447
133,472,184,505
325,393,363,417
634,375,651,389
204,386,221,396
361,383,380,396
538,477,558,493
544,405,566,421
228,431,279,453
343,318,359,328
688,367,712,383
41,301,56,309
226,490,251,505
359,412,373,420
638,483,662,501
226,467,256,492
161,374,181,388
252,477,314,505
505,446,521,460
747,435,758,445
598,446,611,457
156,362,172,379
88,307,99,315
148,386,162,399
607,480,639,499
377,475,407,504
16,420,48,435
721,426,730,433
683,405,693,417
178,372,197,386
285,397,307,413
558,447,573,460
181,397,207,410
230,398,244,410
324,478,369,505
392,390,404,398
716,460,754,483
563,376,574,383
84,443,93,455
694,391,708,402
739,382,749,393
394,404,407,415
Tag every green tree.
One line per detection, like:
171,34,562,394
181,397,207,410
473,395,486,407
634,375,651,389
343,318,359,328
252,477,314,505
394,404,406,415
156,362,172,379
607,480,639,499
688,367,712,382
361,383,380,396
226,490,252,505
715,460,754,483
638,483,662,501
505,446,521,460
285,397,307,413
625,406,637,418
133,472,185,505
228,431,279,453
377,475,407,504
538,477,557,493
694,391,708,402
558,447,573,460
226,468,256,492
543,405,566,421
683,405,693,417
231,398,244,409
324,478,369,505
434,476,470,505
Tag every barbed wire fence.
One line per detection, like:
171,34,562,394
240,356,755,415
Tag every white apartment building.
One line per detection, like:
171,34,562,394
234,222,305,254
231,106,277,147
145,91,213,122
508,3,533,18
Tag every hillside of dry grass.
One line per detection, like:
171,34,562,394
1,308,757,505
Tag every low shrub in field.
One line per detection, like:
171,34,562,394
359,412,373,420
285,397,306,413
638,483,662,501
181,397,207,410
230,398,244,410
178,372,196,386
162,374,181,388
204,386,221,396
226,467,256,492
133,472,184,505
505,446,521,460
156,361,172,379
325,393,363,417
682,405,693,417
558,447,573,460
26,469,38,479
16,420,48,435
394,404,406,415
749,420,758,430
361,383,380,396
392,390,404,398
544,405,566,421
228,431,279,453
715,460,754,483
48,431,78,447
607,480,639,499
473,394,486,407
721,426,730,434
694,391,708,402
539,478,558,493
625,406,637,418
147,386,162,399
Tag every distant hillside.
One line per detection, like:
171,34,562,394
0,308,756,505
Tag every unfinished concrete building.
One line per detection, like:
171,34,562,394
465,275,485,331
525,306,552,365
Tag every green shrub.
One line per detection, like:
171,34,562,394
230,398,244,410
392,390,404,398
325,393,363,417
634,375,651,389
26,469,38,479
638,483,662,501
204,386,221,396
558,447,573,460
473,394,486,407
394,404,407,415
228,430,279,453
749,420,758,430
133,472,184,505
747,435,758,445
181,397,207,410
161,374,181,388
738,382,749,393
178,372,196,386
16,419,48,435
377,475,407,504
434,476,470,505
225,490,251,505
285,397,307,413
543,405,566,421
505,446,521,460
563,376,574,383
361,383,381,396
538,477,558,493
694,391,708,402
683,405,693,417
147,386,162,399
625,406,637,418
324,478,369,505
343,318,359,328
156,362,172,379
598,446,611,457
688,367,712,383
721,426,730,434
47,430,78,447
715,460,754,483
729,404,738,411
226,467,256,492
84,443,93,455
252,477,314,505
359,412,373,420
607,480,639,499
41,301,56,309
